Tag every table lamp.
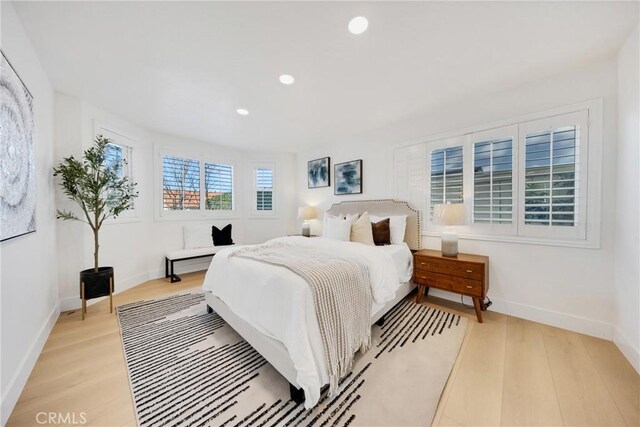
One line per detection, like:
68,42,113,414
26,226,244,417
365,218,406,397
433,202,467,257
297,206,316,237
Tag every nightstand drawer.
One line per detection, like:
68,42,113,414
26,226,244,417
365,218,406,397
413,271,483,297
414,257,483,281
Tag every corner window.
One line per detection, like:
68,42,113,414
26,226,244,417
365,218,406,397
96,125,138,221
250,163,276,217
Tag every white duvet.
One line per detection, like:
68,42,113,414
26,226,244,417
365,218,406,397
201,236,407,408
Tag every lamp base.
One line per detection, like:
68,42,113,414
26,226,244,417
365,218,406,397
441,231,458,257
301,223,311,237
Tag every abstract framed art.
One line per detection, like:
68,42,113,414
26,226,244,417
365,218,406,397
334,159,362,195
0,51,36,242
308,157,330,189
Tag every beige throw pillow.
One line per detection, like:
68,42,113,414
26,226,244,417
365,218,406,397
350,212,375,245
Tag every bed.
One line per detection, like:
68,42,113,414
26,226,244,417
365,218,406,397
202,199,421,408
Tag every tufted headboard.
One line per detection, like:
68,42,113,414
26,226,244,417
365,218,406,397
326,199,421,250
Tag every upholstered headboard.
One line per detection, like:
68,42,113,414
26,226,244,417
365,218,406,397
326,199,421,250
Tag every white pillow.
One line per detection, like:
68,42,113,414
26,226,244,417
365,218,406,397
322,213,358,237
350,212,375,245
322,217,352,241
183,225,215,249
369,215,407,244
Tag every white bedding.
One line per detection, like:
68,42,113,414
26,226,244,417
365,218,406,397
201,236,412,408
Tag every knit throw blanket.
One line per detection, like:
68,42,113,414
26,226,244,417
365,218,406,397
232,242,372,393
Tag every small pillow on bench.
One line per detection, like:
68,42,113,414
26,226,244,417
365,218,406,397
212,224,233,246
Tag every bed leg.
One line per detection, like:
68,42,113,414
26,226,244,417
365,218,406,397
207,305,213,314
375,315,386,327
289,383,305,404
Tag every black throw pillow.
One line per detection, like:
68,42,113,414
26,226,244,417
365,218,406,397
371,218,391,246
212,224,233,246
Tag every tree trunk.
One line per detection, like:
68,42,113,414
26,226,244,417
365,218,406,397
93,227,99,273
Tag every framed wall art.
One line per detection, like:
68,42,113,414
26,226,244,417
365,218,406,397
334,159,362,195
308,157,330,189
1,51,36,242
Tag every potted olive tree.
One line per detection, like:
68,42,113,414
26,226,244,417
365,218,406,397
53,135,138,318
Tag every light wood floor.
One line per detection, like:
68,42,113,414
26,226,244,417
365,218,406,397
7,272,639,426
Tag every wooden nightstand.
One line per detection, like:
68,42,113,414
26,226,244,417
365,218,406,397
413,250,489,323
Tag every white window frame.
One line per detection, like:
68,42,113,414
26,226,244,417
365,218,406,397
425,136,465,227
203,160,235,212
94,122,139,223
517,110,588,241
410,99,602,248
154,146,238,221
466,124,519,237
249,162,277,218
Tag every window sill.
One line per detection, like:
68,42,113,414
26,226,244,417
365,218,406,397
422,231,600,249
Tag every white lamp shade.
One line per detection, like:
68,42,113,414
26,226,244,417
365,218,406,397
297,206,317,220
433,203,467,226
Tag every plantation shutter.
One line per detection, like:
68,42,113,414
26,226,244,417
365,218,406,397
256,168,273,211
524,127,577,226
429,145,463,219
473,138,513,224
205,163,233,210
104,143,124,176
162,156,200,210
518,110,588,240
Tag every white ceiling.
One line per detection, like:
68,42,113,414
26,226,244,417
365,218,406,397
13,1,639,152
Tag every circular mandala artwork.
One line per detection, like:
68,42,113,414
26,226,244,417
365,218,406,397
0,52,36,241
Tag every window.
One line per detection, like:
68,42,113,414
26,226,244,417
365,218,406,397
249,163,276,216
162,156,200,211
518,110,588,240
205,163,233,210
158,151,236,217
473,138,513,225
523,127,576,226
430,145,463,219
417,103,599,246
255,168,273,211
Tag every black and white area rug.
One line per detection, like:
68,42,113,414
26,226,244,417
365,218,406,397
117,293,467,427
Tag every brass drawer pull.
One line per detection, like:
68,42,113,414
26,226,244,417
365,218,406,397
420,262,426,266
421,276,427,280
466,285,473,289
466,269,473,273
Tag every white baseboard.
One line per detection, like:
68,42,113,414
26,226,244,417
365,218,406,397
427,289,612,340
59,261,211,312
613,326,640,374
1,301,60,426
59,270,150,312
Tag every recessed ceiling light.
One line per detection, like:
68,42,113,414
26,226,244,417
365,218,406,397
236,108,249,115
279,74,295,85
348,16,368,35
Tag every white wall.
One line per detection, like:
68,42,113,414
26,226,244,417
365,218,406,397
613,26,639,373
298,58,620,340
0,3,59,423
54,95,298,310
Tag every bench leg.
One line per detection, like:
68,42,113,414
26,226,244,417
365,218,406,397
165,257,169,278
170,260,181,283
207,305,213,314
375,315,385,327
289,383,305,404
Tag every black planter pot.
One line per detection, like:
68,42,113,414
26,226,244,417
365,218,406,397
79,267,114,320
80,267,114,299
